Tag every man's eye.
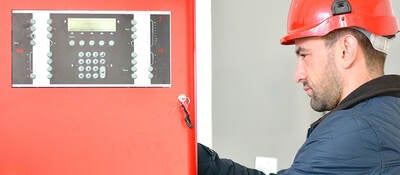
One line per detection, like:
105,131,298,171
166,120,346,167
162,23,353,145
300,54,308,58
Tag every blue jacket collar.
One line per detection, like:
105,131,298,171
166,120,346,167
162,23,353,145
309,74,400,133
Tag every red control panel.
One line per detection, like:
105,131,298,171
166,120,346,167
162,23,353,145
0,0,196,174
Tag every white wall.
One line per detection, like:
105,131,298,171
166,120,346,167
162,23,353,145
196,0,213,148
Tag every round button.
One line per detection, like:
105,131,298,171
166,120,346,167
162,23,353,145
85,52,92,58
47,19,53,24
78,73,84,79
78,59,84,65
131,73,137,79
47,52,53,58
131,20,137,25
92,52,99,57
98,40,105,46
100,66,106,72
47,26,53,32
92,73,99,79
69,40,75,46
79,40,85,46
131,59,137,65
78,66,85,72
109,40,115,46
30,19,36,24
131,66,137,72
85,59,92,65
131,27,137,32
30,33,36,39
100,52,106,57
30,73,36,79
92,66,99,72
148,73,154,79
85,73,92,79
47,33,53,39
131,34,137,40
78,52,84,58
47,59,53,64
131,52,137,58
89,40,95,46
99,59,106,64
148,66,154,72
30,26,36,32
30,40,36,46
47,73,53,79
85,66,92,72
92,59,99,65
100,73,106,79
47,66,53,72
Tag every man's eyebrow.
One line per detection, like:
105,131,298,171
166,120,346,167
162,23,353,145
295,47,309,56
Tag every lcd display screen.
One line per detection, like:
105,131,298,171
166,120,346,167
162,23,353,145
68,18,116,32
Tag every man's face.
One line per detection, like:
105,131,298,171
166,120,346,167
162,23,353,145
294,37,342,112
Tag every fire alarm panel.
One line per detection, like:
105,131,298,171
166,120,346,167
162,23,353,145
12,10,171,87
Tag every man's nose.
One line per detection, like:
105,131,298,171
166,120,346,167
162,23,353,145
294,60,306,83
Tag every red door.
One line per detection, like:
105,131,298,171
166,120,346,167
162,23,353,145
0,0,196,174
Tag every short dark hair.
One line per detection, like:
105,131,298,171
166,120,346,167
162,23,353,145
323,28,386,74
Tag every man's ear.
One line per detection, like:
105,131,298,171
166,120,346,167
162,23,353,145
338,34,358,69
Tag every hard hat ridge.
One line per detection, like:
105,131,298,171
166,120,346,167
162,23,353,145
331,0,351,15
281,0,400,45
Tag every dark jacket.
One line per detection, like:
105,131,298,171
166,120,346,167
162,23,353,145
198,142,266,175
198,75,400,175
281,75,400,174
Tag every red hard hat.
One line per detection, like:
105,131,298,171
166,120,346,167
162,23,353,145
281,0,400,45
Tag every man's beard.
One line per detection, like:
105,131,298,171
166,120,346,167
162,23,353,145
309,56,342,112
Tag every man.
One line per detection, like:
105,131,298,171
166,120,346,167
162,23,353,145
198,0,400,174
